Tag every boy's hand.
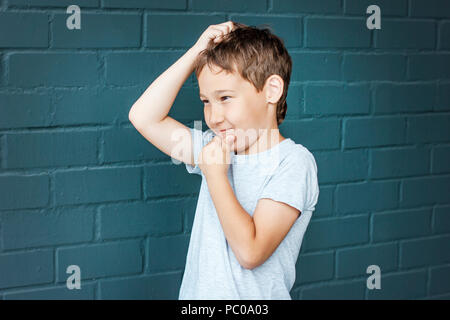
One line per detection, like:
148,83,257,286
198,130,236,178
192,21,235,53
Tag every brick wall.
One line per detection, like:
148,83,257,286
0,0,449,299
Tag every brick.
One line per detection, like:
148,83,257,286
373,83,436,114
401,235,450,268
430,265,450,295
144,163,200,197
295,252,334,284
301,215,369,252
371,147,430,179
103,127,167,163
336,181,398,214
103,0,185,9
54,167,140,205
52,87,142,126
57,240,143,282
440,22,450,49
302,280,366,299
284,86,302,120
228,15,302,48
167,87,205,121
147,234,190,272
8,0,99,7
337,243,398,278
402,176,450,207
304,84,370,115
432,146,450,174
106,52,194,86
410,0,450,18
0,53,3,85
0,12,48,47
183,197,199,233
0,174,49,210
409,54,450,80
427,292,450,300
100,272,182,299
407,114,450,143
272,0,341,14
291,53,341,81
345,0,407,16
0,135,3,167
9,53,99,87
343,54,406,81
434,206,450,234
367,270,427,299
280,119,340,151
373,208,432,242
1,208,94,250
313,185,333,218
100,200,185,239
5,131,98,168
0,250,53,289
344,116,406,148
0,93,52,129
375,20,435,49
146,14,225,48
3,283,95,299
314,150,368,184
193,0,266,12
52,13,141,48
306,17,370,48
437,83,450,111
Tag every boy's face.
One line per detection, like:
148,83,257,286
198,63,273,154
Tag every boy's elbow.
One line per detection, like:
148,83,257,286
128,106,142,128
240,260,255,270
128,106,136,123
239,236,262,270
240,252,259,270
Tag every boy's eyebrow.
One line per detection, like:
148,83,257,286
199,90,235,98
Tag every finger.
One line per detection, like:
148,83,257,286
225,21,234,32
222,133,235,153
213,24,233,42
213,32,226,42
212,136,222,150
223,135,235,164
219,21,233,31
225,135,235,149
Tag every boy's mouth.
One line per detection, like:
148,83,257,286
218,128,234,136
216,128,235,140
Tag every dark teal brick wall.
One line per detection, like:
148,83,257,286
0,0,449,300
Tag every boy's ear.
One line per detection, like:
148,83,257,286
264,75,284,105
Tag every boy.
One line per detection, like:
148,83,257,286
129,21,319,300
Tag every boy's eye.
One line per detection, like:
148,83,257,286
200,96,230,104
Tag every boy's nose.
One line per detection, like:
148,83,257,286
209,104,225,124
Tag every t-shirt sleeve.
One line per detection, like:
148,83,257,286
258,149,319,214
185,127,215,175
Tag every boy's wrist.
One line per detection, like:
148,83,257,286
204,170,227,183
188,44,203,58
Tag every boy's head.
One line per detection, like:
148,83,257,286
193,22,292,151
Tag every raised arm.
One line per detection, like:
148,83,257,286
128,21,235,166
128,46,202,166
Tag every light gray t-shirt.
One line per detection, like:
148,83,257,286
178,127,319,300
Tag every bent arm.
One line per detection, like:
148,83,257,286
129,46,203,165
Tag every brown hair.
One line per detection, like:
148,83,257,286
193,22,293,126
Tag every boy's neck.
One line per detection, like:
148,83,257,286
235,127,286,156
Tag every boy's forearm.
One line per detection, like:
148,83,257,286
129,46,202,127
205,172,256,269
